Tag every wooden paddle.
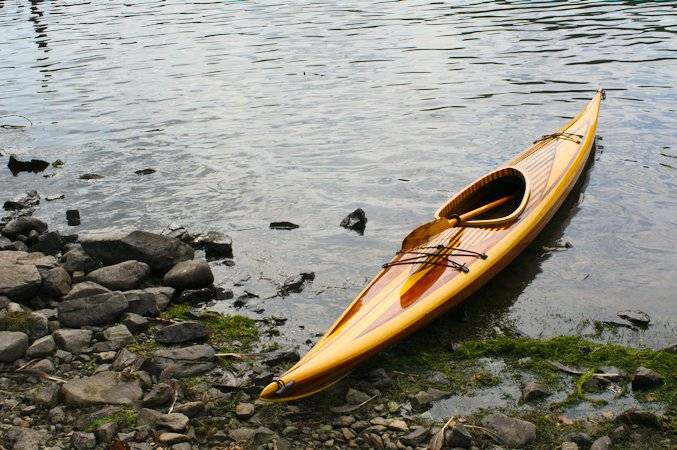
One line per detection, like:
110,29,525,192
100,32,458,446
401,194,515,252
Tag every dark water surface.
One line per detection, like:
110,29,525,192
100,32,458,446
1,1,676,350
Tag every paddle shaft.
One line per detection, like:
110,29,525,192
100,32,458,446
450,194,514,226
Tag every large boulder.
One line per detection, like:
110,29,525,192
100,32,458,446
57,292,128,327
1,217,47,239
0,331,29,362
60,247,100,273
163,260,214,289
81,230,194,274
0,255,42,300
61,371,143,406
86,260,150,291
40,266,72,297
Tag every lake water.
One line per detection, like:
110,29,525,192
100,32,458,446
1,1,675,350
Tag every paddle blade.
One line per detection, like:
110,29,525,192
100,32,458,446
401,218,454,251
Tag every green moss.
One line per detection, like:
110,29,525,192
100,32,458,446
180,376,207,398
0,311,34,332
126,339,160,358
161,303,193,321
85,409,138,432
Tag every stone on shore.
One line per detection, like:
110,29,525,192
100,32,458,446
86,260,150,291
26,335,57,357
63,281,110,300
61,371,143,406
102,324,135,347
60,248,99,274
590,436,612,450
617,309,650,327
57,292,128,327
32,230,64,255
4,426,48,450
631,367,664,390
346,388,372,405
40,266,72,297
522,382,551,401
163,260,214,289
0,311,49,340
53,329,93,353
480,412,537,447
0,255,42,300
142,382,173,407
157,412,190,431
155,321,209,344
1,217,48,239
144,344,216,378
81,230,194,274
0,331,29,362
410,388,450,409
123,312,149,333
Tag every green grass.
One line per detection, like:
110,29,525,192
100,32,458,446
85,409,138,432
126,339,160,358
0,311,36,333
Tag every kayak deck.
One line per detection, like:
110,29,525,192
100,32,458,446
261,90,604,402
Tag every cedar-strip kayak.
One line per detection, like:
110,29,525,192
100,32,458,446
260,90,604,401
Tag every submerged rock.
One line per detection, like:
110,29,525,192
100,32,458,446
7,155,50,175
278,272,315,296
340,208,367,235
135,168,156,175
86,260,150,291
66,209,81,226
269,221,299,230
617,310,650,327
81,230,194,274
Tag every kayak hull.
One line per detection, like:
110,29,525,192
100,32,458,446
261,91,604,402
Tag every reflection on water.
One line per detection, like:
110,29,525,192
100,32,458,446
1,1,675,349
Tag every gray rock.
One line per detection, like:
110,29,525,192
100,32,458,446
399,427,429,446
111,348,142,371
278,272,315,296
86,260,150,291
566,431,593,447
5,426,48,450
235,402,255,419
173,401,205,418
445,424,473,448
561,443,578,450
145,344,216,378
81,230,194,274
32,358,56,373
0,258,41,300
49,406,66,424
346,388,371,405
155,321,209,344
0,311,48,340
122,312,149,333
94,421,118,444
163,260,214,289
40,266,72,297
632,367,664,390
33,230,64,255
522,382,551,401
142,382,173,407
30,382,61,407
262,348,300,366
72,431,97,450
203,235,233,260
157,412,190,431
26,335,57,357
177,286,216,304
61,248,100,273
57,291,128,327
63,281,110,300
123,289,163,316
1,217,47,239
480,413,536,447
158,433,190,445
617,309,650,327
365,367,392,388
229,427,256,442
411,388,450,409
102,324,135,346
0,331,29,362
61,371,143,406
590,436,611,450
53,329,93,353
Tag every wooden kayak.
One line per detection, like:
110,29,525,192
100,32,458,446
260,90,604,402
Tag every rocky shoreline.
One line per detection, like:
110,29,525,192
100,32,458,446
0,215,675,450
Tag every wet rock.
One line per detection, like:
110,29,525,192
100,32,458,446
203,235,233,260
144,344,216,378
5,426,48,450
7,155,50,174
157,412,190,431
61,248,98,273
522,382,551,401
235,402,255,419
57,291,128,327
411,388,450,409
159,433,190,445
63,281,110,300
400,427,429,446
155,321,209,344
346,388,371,405
340,208,367,235
61,371,143,406
122,312,149,333
30,382,61,407
0,311,48,340
278,272,315,296
480,413,536,447
3,190,40,211
86,260,150,291
1,217,48,239
102,324,135,346
0,258,41,300
40,266,72,297
66,209,81,226
566,431,593,447
617,310,650,327
32,230,64,255
0,331,29,362
269,221,299,230
445,424,473,448
135,168,156,175
72,431,97,449
26,335,56,357
142,382,173,407
631,367,664,390
590,436,611,450
163,260,214,289
177,286,216,304
94,421,118,445
53,328,93,353
80,173,104,180
81,230,194,274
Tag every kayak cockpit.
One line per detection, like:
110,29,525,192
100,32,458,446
435,167,530,227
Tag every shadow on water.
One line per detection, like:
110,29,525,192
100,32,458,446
377,142,600,358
